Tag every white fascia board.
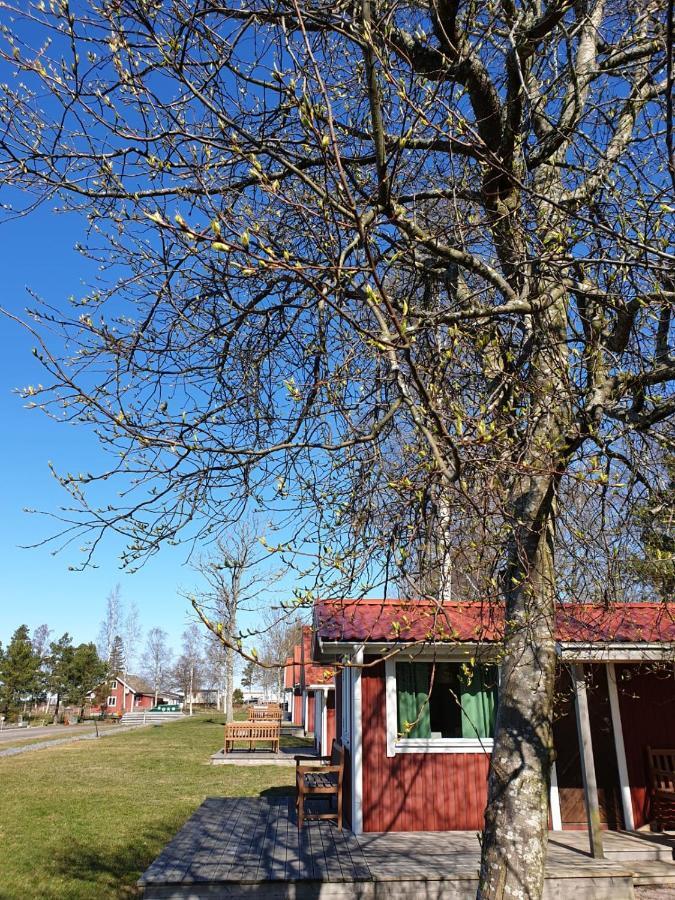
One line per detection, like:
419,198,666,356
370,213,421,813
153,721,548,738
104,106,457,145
319,638,674,664
306,684,335,691
558,642,675,662
317,639,500,661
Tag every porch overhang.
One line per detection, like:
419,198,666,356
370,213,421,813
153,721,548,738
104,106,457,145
558,641,675,662
316,637,675,664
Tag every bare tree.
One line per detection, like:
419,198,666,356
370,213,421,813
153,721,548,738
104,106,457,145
202,632,229,714
1,2,674,896
141,628,173,706
96,586,122,665
122,600,143,678
172,624,204,715
186,522,285,722
259,612,303,703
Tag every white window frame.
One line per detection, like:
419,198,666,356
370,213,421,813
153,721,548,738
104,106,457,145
384,657,496,757
110,680,117,690
107,696,117,707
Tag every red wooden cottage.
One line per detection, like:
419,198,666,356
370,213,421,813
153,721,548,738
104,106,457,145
284,626,337,755
283,643,304,727
312,597,675,836
90,674,176,715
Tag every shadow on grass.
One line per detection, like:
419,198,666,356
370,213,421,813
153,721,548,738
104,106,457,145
260,785,295,799
48,823,178,898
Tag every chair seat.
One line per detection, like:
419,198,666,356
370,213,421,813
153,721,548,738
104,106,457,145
295,739,344,829
302,772,338,790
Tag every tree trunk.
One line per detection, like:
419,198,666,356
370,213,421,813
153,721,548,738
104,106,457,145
478,279,572,898
225,644,234,723
477,478,558,900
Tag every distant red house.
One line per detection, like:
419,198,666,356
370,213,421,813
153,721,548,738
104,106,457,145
313,598,675,835
90,674,177,715
284,626,336,755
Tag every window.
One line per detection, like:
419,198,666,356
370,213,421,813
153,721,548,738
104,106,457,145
107,696,117,707
385,659,498,755
110,680,117,690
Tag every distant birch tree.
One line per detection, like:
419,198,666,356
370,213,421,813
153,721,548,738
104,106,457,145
141,628,172,706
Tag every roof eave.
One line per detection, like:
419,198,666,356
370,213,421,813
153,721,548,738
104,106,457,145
316,637,675,663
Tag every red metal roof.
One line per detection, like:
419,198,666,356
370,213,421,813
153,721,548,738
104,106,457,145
314,598,675,645
301,625,336,685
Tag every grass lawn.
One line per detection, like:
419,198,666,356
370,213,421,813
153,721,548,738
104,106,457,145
0,715,299,899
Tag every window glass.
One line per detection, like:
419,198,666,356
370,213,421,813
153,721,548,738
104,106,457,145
396,662,497,739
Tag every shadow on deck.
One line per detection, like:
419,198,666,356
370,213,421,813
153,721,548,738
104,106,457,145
139,797,675,899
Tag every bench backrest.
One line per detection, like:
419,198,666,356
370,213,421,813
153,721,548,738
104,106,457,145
225,720,280,737
248,706,282,721
647,747,675,793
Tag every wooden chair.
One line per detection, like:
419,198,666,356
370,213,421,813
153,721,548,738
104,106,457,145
295,739,344,829
646,747,675,831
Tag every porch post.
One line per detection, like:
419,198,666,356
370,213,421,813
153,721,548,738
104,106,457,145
607,662,635,831
549,761,563,831
322,688,328,756
351,645,364,835
572,664,604,858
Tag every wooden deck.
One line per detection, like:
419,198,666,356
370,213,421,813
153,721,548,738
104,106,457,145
210,747,318,767
139,797,675,899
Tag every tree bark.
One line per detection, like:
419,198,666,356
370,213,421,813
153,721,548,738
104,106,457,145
225,644,235,723
478,286,571,899
478,480,558,900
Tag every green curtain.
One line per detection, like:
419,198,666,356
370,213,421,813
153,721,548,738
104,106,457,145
396,662,432,738
460,665,497,739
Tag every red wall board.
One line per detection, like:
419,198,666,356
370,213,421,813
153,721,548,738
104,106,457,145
360,658,490,832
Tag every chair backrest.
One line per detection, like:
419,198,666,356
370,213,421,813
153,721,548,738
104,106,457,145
329,739,345,769
647,747,675,792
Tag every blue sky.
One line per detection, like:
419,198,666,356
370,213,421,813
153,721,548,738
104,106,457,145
0,203,235,654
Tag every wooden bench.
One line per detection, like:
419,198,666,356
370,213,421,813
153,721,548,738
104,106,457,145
224,720,280,753
295,739,344,829
248,705,282,721
647,747,675,830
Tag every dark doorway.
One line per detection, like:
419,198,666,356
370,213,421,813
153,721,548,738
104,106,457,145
553,665,623,829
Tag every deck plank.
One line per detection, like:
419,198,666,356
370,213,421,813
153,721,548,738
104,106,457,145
139,797,675,898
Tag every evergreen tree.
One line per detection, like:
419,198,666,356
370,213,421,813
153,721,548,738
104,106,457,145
0,626,42,716
47,633,74,721
108,635,126,676
68,644,109,717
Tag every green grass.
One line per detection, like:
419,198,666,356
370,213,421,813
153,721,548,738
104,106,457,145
0,715,300,900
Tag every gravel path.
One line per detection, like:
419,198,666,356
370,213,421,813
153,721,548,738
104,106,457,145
0,724,149,757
